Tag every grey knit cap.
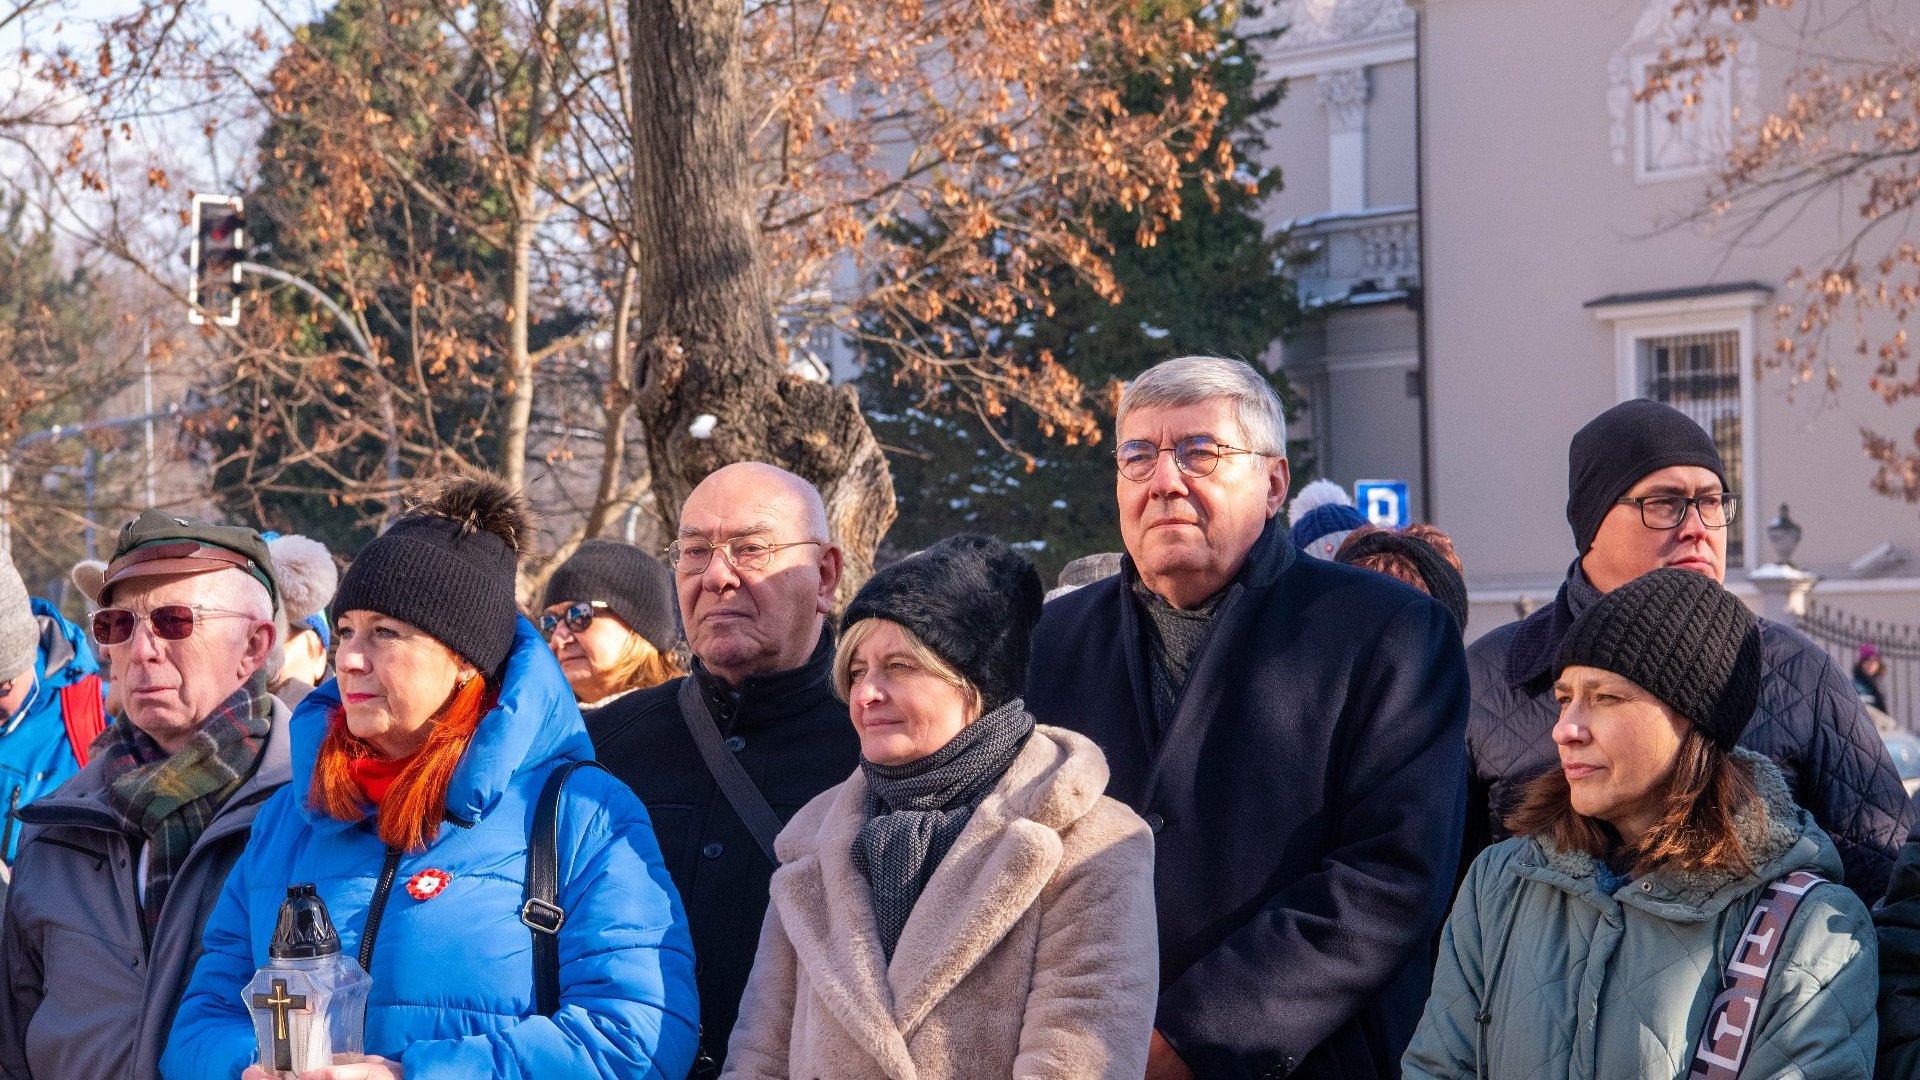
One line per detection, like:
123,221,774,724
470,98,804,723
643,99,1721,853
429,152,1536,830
0,558,40,682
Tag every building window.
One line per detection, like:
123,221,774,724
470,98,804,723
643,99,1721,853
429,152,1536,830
1632,55,1733,180
1638,329,1744,564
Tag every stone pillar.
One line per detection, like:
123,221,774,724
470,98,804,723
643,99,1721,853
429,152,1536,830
1317,67,1370,213
1748,563,1818,624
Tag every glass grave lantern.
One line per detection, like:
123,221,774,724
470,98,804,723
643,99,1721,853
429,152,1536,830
243,883,373,1078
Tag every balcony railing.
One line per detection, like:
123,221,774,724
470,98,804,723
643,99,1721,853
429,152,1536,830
1285,205,1420,306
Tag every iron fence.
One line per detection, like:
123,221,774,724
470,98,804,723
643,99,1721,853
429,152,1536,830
1798,601,1920,731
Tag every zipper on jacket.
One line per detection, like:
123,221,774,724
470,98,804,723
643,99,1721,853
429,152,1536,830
1,785,20,864
358,846,403,974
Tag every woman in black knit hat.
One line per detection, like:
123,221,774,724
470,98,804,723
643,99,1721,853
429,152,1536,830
722,534,1160,1080
163,474,700,1080
1404,568,1876,1080
540,539,684,710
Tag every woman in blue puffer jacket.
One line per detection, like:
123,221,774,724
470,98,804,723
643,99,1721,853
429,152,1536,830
162,475,699,1080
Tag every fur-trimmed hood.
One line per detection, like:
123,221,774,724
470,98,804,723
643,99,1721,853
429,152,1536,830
1517,748,1841,921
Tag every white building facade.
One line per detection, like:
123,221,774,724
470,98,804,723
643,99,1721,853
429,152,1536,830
1253,0,1920,654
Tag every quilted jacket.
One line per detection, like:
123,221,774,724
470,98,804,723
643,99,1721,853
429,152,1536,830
1464,562,1912,904
1404,752,1878,1080
160,618,701,1080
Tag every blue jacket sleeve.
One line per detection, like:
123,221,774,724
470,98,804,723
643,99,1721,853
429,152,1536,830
397,771,700,1080
160,803,274,1080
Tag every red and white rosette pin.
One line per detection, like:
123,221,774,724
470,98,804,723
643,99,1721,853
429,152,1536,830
406,868,452,901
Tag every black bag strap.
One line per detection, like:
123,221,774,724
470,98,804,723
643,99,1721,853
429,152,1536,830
523,758,609,1018
677,675,785,865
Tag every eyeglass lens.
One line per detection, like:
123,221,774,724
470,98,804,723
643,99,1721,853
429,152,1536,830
669,539,776,573
93,605,199,646
1640,494,1736,529
540,603,598,638
1117,436,1227,480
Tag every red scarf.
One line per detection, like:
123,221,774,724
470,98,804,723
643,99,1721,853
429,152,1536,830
345,752,414,807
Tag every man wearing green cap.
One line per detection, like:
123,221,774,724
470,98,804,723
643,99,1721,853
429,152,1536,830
0,510,294,1080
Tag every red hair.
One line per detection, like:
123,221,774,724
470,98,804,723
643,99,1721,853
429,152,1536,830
311,675,495,853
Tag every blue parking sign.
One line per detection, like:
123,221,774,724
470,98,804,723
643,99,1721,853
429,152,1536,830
1355,480,1410,528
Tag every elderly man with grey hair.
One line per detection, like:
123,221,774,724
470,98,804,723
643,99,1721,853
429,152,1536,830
590,461,860,1077
1027,356,1470,1080
0,510,292,1080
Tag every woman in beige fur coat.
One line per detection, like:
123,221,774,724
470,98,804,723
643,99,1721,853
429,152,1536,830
722,535,1159,1080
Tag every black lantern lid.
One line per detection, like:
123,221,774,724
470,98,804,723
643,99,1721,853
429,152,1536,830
269,883,342,960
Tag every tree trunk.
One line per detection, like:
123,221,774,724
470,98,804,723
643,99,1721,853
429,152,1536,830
628,0,895,605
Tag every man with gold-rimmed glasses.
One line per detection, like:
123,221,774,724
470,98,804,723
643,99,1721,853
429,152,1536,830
1028,355,1471,1080
588,462,859,1078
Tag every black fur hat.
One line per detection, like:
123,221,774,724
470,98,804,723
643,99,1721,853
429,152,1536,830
332,473,533,678
841,534,1043,713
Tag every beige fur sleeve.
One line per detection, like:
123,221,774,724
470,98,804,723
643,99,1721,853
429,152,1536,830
1012,799,1160,1080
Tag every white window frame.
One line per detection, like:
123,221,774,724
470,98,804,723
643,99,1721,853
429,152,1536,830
1631,53,1734,183
1591,287,1769,565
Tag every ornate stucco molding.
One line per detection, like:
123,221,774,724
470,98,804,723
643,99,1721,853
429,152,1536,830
1316,68,1372,133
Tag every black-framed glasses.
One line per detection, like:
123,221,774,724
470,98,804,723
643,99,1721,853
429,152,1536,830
1115,434,1268,482
91,604,257,646
539,601,608,640
666,537,823,575
1616,492,1738,530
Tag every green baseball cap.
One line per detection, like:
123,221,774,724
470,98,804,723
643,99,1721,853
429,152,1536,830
103,509,280,611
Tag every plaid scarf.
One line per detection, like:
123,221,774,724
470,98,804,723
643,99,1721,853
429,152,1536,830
94,673,272,931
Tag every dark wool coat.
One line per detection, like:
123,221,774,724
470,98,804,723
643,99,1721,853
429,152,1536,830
1026,518,1470,1080
1464,562,1913,905
588,628,860,1073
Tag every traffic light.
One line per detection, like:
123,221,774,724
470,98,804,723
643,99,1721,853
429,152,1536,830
189,193,245,326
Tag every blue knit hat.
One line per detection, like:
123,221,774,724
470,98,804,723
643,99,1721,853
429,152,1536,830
1288,479,1368,560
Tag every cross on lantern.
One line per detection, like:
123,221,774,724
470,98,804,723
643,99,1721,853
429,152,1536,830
251,976,307,1073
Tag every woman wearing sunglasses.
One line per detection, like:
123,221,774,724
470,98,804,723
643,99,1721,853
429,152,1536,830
540,539,683,711
162,475,699,1080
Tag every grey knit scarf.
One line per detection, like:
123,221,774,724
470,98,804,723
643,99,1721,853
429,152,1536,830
852,699,1034,960
1133,579,1224,738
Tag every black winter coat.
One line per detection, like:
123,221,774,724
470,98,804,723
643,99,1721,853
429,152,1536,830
588,628,859,1073
1026,518,1470,1080
1465,562,1913,905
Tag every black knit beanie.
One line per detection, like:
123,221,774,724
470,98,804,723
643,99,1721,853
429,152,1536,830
1555,567,1762,750
541,540,679,650
841,534,1043,714
1337,529,1469,632
331,475,532,678
1566,399,1727,554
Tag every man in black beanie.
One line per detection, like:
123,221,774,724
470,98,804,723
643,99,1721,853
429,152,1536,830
587,462,858,1076
1465,398,1912,904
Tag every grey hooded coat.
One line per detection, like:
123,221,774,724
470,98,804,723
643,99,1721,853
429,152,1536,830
0,697,291,1080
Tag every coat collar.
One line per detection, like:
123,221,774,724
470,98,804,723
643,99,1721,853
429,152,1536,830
1118,513,1298,601
21,693,293,836
689,624,836,729
1113,515,1297,763
768,725,1109,1076
1510,750,1839,922
290,616,593,832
